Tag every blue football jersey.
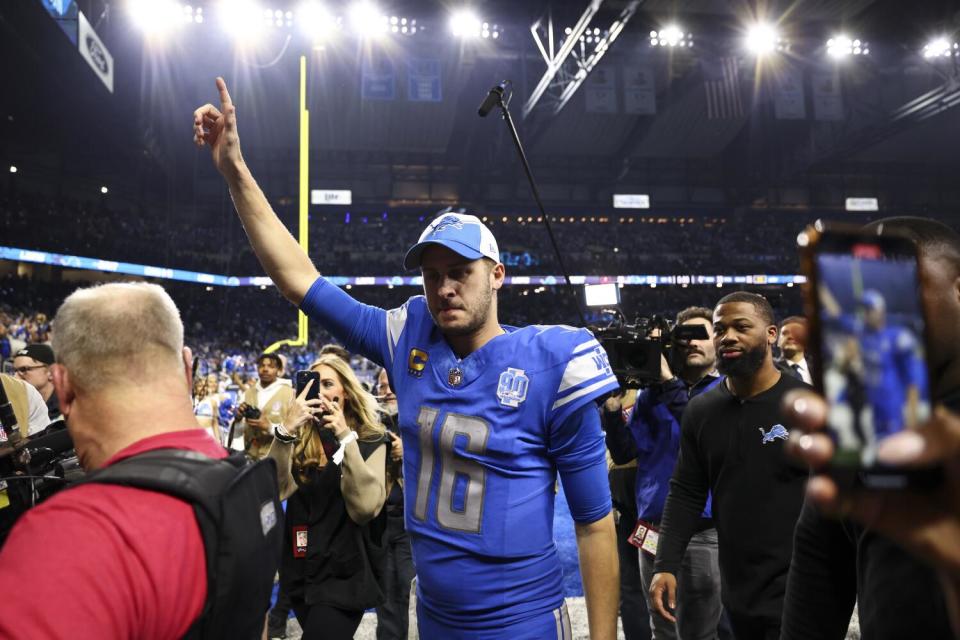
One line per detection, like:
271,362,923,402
300,279,618,629
859,325,927,436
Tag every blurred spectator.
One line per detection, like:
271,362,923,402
267,354,389,639
13,344,60,421
374,367,415,640
775,317,813,385
239,353,294,461
0,371,49,438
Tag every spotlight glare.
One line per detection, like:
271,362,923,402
450,8,482,38
349,2,387,36
745,22,778,55
128,0,183,37
220,1,267,41
923,37,953,58
659,24,682,46
100,186,109,194
9,166,17,174
297,1,337,41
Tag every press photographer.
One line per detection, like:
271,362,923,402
603,306,724,638
0,282,281,639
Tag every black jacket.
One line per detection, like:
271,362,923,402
654,373,810,621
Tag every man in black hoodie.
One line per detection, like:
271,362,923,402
650,292,809,640
781,217,960,640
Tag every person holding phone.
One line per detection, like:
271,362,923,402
266,355,389,639
781,217,960,640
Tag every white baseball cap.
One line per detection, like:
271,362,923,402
403,213,500,271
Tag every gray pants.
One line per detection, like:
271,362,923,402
640,528,722,640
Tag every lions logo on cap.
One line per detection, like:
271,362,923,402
430,215,465,236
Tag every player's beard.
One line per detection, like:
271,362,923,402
717,341,767,378
433,286,494,337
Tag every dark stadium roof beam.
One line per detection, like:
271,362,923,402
548,1,641,117
521,0,604,120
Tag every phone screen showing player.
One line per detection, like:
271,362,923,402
811,232,931,471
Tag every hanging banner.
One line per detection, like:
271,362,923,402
623,65,656,115
38,0,79,44
77,11,113,93
361,54,395,101
812,71,844,121
407,58,442,102
773,68,806,120
585,67,618,113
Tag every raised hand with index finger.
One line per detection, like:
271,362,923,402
193,77,245,180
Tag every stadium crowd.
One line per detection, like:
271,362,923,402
0,189,874,277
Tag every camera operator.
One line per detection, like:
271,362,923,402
13,344,62,423
781,217,959,640
239,353,293,460
266,354,388,639
649,292,809,640
0,282,278,638
604,306,723,639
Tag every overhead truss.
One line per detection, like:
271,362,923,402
522,0,642,120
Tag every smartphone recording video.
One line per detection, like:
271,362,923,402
296,370,321,402
801,224,931,475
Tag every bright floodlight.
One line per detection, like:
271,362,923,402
297,2,337,41
100,186,109,194
349,2,387,36
128,0,183,36
9,166,17,174
827,34,868,58
923,37,954,59
450,9,482,38
219,0,265,41
659,25,682,46
745,22,778,55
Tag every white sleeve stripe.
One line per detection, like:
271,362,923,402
558,351,607,393
572,338,600,356
385,304,408,361
552,376,618,411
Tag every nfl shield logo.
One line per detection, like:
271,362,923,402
497,368,530,408
448,367,463,386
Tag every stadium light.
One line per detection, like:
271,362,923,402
182,4,203,24
297,2,337,41
827,35,868,58
348,2,388,37
450,9,482,38
745,22,782,55
649,25,692,48
100,186,109,194
219,0,266,41
128,0,184,36
262,8,294,29
8,166,16,174
923,37,957,59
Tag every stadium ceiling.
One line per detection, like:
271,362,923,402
3,0,960,212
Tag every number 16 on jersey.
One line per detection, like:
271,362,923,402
413,407,491,534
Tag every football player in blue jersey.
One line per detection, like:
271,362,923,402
821,285,929,459
194,77,620,639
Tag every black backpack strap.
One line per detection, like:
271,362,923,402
81,449,280,640
82,449,243,516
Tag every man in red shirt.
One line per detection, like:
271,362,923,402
0,282,227,639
